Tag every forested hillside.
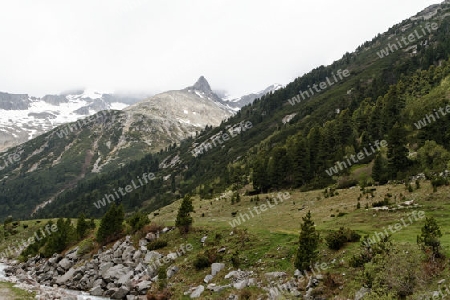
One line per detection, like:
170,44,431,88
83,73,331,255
26,3,450,220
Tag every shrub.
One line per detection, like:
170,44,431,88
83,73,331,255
431,176,448,188
231,250,240,268
325,227,361,250
147,240,168,251
372,198,389,207
193,254,210,270
127,211,150,233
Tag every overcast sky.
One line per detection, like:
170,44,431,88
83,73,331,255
0,0,440,98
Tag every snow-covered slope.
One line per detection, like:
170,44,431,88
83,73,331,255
0,91,145,151
215,83,283,108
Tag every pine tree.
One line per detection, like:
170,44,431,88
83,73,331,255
96,203,125,244
417,217,442,258
387,123,409,179
76,213,89,239
295,211,320,271
175,195,194,234
372,154,387,184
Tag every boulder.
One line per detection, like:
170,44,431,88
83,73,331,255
166,266,179,279
136,280,152,294
111,286,130,299
56,267,76,285
90,286,104,296
190,285,205,298
204,274,213,283
233,279,248,290
144,251,162,263
211,263,225,276
58,258,73,270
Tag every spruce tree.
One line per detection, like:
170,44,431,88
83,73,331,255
372,154,387,184
387,123,409,179
96,203,125,244
175,195,194,234
295,211,320,271
417,217,442,258
76,213,89,239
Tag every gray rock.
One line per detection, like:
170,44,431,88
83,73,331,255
133,250,142,261
166,266,179,279
136,280,152,294
211,263,225,276
58,258,73,270
99,262,114,277
145,232,157,241
56,267,76,285
103,264,129,281
206,283,230,292
117,270,134,285
204,274,213,283
122,246,135,261
224,271,239,279
190,285,205,298
90,286,104,296
233,279,248,290
111,286,130,299
66,248,79,260
144,251,162,263
355,287,370,300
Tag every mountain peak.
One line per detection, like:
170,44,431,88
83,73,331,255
191,76,212,93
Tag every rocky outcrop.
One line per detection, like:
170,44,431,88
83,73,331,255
0,92,30,110
3,235,178,299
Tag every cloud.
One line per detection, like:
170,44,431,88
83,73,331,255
0,0,439,97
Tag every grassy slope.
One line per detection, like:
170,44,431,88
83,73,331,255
2,181,449,298
150,181,450,298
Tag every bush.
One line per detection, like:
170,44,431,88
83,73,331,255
127,211,150,233
431,176,448,188
147,240,168,251
193,254,210,270
372,198,389,207
325,227,361,250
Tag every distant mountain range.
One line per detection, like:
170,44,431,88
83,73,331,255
0,79,281,152
0,76,281,218
0,91,146,152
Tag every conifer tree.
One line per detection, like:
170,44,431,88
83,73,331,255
76,213,89,239
96,203,125,244
295,211,320,271
175,195,194,234
387,123,409,179
417,217,442,258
